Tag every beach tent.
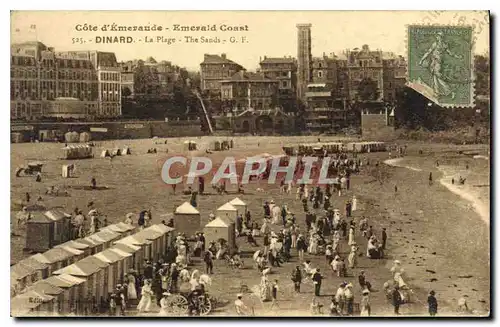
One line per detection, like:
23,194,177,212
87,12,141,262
203,217,236,251
100,223,131,240
53,256,110,311
147,224,175,256
100,149,110,158
64,131,79,143
11,263,38,295
107,247,133,282
115,235,152,268
122,146,131,155
16,257,50,283
25,210,71,252
110,243,141,272
115,222,137,236
229,197,247,215
53,245,85,263
11,290,55,317
55,240,92,257
92,230,121,249
84,234,108,253
111,148,122,156
216,202,238,223
94,249,128,294
79,132,91,143
32,247,78,275
44,274,87,314
174,202,201,237
211,140,222,151
25,280,65,315
135,228,165,261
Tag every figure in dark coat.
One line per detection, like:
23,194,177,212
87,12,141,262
428,291,438,316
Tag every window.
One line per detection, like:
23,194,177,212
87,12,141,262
318,71,323,78
282,81,288,88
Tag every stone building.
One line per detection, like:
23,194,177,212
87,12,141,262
231,108,295,134
10,41,120,119
200,54,244,93
259,56,297,98
220,71,279,110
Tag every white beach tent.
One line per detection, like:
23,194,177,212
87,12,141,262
100,149,110,158
203,216,236,250
216,202,238,223
174,202,201,237
229,197,247,215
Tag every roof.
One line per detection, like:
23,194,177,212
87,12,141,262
108,247,132,258
17,257,49,271
26,212,53,223
229,197,246,206
94,249,126,264
115,235,151,247
55,240,89,250
84,234,106,245
222,71,276,83
26,280,64,296
136,228,163,241
116,222,136,231
201,54,242,67
175,202,200,215
260,57,296,64
102,224,128,233
32,248,74,264
56,246,83,256
205,217,229,228
44,274,86,288
11,263,36,280
217,203,237,211
111,243,141,253
53,256,108,277
44,209,70,221
94,230,120,242
148,224,174,235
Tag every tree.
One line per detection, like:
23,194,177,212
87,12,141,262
474,54,490,96
357,78,379,101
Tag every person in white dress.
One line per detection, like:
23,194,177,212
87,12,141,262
348,226,355,246
190,270,201,291
352,196,358,211
158,292,171,316
127,272,137,300
259,271,273,301
360,289,371,316
137,279,153,312
308,233,319,255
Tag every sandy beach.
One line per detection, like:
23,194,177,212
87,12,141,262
10,138,490,316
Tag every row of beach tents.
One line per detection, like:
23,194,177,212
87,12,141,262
11,222,175,317
171,197,248,252
284,141,387,156
61,145,94,160
64,132,91,144
100,147,131,158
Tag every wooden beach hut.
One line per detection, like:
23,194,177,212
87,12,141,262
94,249,128,295
114,235,151,269
135,228,165,261
32,247,79,275
53,256,110,312
25,209,71,252
92,229,121,250
82,234,106,254
11,263,38,295
116,222,137,236
174,202,201,237
11,290,55,317
44,274,87,315
216,202,238,223
147,224,175,257
55,240,92,257
26,280,65,315
203,217,236,251
110,243,141,272
15,257,49,286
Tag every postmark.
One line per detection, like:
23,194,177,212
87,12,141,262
407,25,474,107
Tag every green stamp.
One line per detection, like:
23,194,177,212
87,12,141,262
407,25,474,107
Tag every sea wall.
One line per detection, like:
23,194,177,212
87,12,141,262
11,120,205,142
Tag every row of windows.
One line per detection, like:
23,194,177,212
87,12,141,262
100,72,120,82
11,69,98,80
11,57,94,69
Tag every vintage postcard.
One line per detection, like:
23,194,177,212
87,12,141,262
10,11,490,318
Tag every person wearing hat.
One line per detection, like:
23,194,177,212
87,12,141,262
335,283,346,314
235,294,250,316
348,241,359,269
344,283,354,315
296,234,307,262
360,289,371,316
312,268,323,296
428,290,438,316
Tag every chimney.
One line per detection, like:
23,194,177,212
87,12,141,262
221,53,226,59
264,56,267,59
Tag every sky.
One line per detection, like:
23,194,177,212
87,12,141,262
11,11,490,71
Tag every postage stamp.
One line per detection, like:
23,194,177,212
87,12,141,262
407,25,474,107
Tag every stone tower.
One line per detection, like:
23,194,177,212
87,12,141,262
296,23,312,102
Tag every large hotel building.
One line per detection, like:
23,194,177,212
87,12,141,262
10,41,121,120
